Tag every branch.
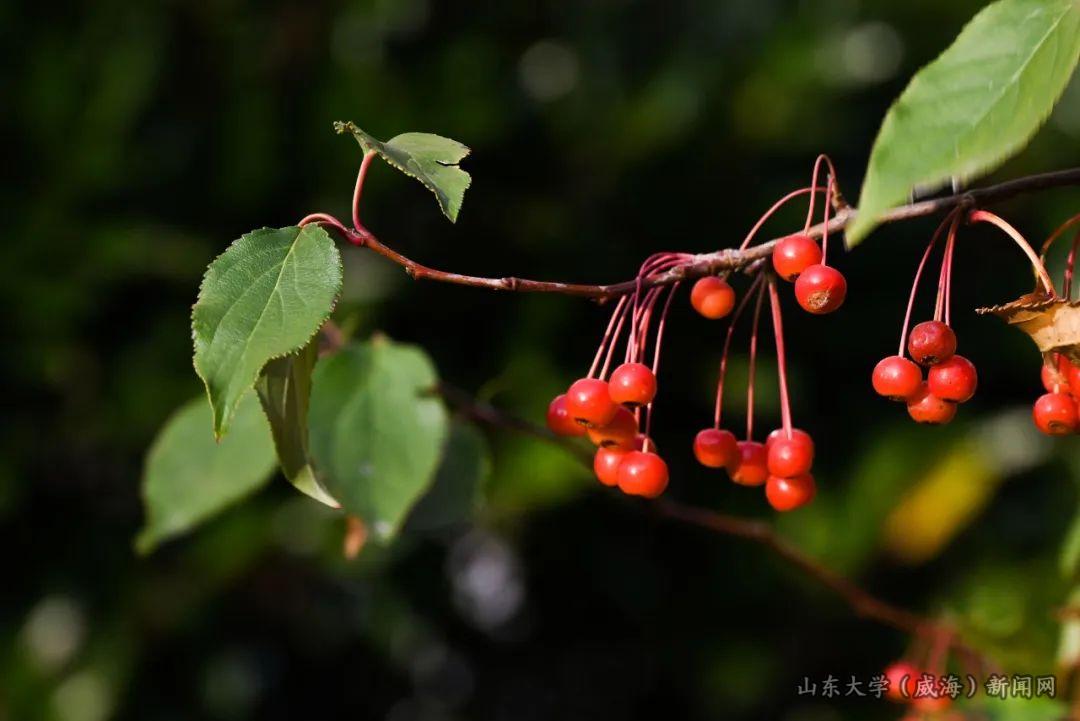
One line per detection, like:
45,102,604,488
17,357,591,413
438,383,988,667
344,167,1080,300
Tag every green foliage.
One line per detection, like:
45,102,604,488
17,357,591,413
192,225,343,438
308,337,449,541
334,121,471,222
848,0,1080,245
255,338,339,508
406,422,491,532
136,392,276,554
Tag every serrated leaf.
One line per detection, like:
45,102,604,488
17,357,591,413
309,337,449,540
136,392,277,554
406,422,490,532
193,225,343,438
848,0,1080,246
335,121,471,222
255,337,340,508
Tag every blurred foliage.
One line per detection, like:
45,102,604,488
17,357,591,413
5,1,1080,720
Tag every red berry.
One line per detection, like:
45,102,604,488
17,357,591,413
587,406,639,449
729,441,768,486
793,264,846,314
766,432,815,478
546,394,586,437
907,320,956,366
608,362,657,407
765,427,812,454
1067,360,1080,394
772,234,823,282
1033,392,1078,435
927,354,977,403
616,451,669,498
883,661,919,702
565,378,619,428
593,447,627,487
765,473,816,511
906,383,956,425
693,428,739,469
872,355,923,401
690,276,736,319
1045,354,1077,393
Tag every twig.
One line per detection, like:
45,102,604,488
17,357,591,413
437,383,988,667
339,167,1080,301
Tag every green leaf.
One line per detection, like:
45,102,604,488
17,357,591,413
406,422,490,532
255,337,339,508
848,0,1080,246
309,337,449,540
193,225,343,438
136,392,277,554
334,121,471,222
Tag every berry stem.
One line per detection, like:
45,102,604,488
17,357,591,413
820,175,835,264
767,277,793,436
713,274,765,428
1038,212,1080,258
643,283,680,448
897,211,957,357
746,281,767,441
943,216,959,327
968,209,1056,296
739,187,825,251
588,294,631,379
804,154,840,234
932,216,958,324
352,150,377,232
1066,232,1080,299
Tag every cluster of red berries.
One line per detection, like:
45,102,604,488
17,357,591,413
873,320,977,424
1033,352,1080,434
548,369,669,497
872,212,978,424
691,271,821,512
545,156,846,510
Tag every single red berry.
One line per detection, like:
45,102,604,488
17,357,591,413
907,320,956,366
593,447,627,487
1065,358,1080,394
729,441,768,487
1033,392,1079,435
883,661,919,702
793,264,846,314
693,428,739,469
927,354,977,403
765,473,816,511
906,383,956,425
608,362,657,407
765,427,812,454
766,432,815,478
587,406,639,449
565,378,619,428
546,394,587,437
616,451,669,498
872,355,923,401
690,276,736,319
772,234,823,282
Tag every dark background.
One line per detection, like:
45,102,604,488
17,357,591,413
4,1,1080,719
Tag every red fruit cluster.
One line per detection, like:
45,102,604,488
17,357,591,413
873,321,976,424
693,277,818,512
1032,353,1080,435
771,234,847,315
548,370,669,498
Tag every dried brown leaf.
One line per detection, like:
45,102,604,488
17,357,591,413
977,293,1080,364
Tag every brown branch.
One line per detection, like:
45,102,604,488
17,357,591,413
349,167,1080,300
437,383,987,666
